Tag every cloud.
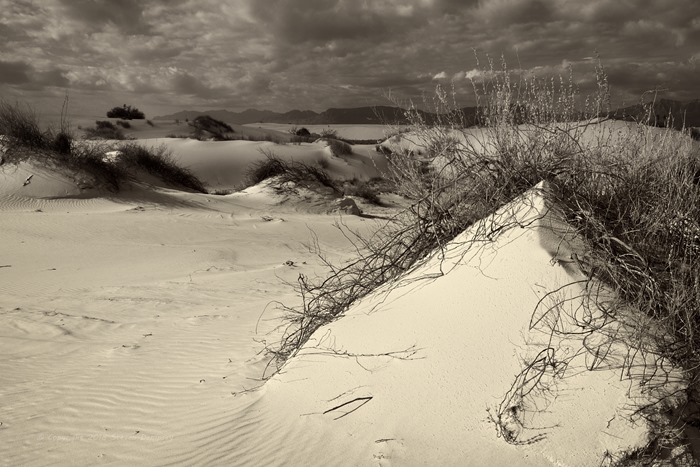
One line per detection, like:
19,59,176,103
473,0,554,26
56,0,151,35
1,0,698,116
171,73,229,99
0,60,32,85
247,0,432,46
0,60,69,89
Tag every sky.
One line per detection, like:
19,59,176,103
1,0,699,119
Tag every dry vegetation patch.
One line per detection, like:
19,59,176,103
0,100,205,193
262,59,700,464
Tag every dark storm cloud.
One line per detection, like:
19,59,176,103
0,21,29,42
56,0,151,35
0,61,32,85
0,60,69,88
605,59,700,102
171,73,225,99
247,0,426,45
2,0,699,116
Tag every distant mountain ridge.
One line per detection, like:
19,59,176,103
154,99,700,128
154,106,477,125
610,98,700,129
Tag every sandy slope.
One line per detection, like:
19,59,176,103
142,139,389,192
0,127,662,466
245,123,406,141
0,146,384,465
214,184,651,466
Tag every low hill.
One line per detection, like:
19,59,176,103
154,106,480,126
611,98,700,129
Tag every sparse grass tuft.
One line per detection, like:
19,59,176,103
0,100,205,193
342,178,384,205
191,115,234,141
211,188,233,195
84,121,127,140
245,155,289,186
262,57,700,464
0,101,49,151
116,142,206,193
245,150,338,193
327,138,352,157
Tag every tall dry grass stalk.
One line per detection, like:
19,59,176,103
262,57,699,463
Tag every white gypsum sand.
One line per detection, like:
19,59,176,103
0,124,671,465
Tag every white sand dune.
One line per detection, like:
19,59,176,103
214,184,652,466
0,125,666,465
0,144,384,465
245,123,408,141
131,138,389,192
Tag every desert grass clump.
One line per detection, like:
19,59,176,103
0,101,50,152
290,135,314,144
191,115,234,141
0,100,206,193
341,178,385,205
245,150,338,193
245,155,289,185
84,120,127,140
263,57,700,462
327,138,352,157
0,101,126,190
106,104,144,120
210,188,233,195
116,142,206,193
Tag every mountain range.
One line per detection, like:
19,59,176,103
153,105,476,125
610,99,700,129
154,100,700,128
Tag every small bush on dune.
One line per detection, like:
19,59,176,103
211,188,232,195
0,101,125,190
342,178,384,205
0,100,205,193
290,135,313,144
116,142,206,193
0,101,49,152
245,155,289,186
84,120,126,140
264,58,700,463
246,150,338,193
106,104,145,120
69,143,126,191
320,127,338,139
116,120,131,129
328,138,352,157
191,115,234,141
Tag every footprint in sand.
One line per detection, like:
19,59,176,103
372,438,405,466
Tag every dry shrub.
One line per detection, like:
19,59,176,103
0,100,206,193
246,149,338,193
117,142,206,193
328,138,352,157
262,57,700,463
84,120,127,140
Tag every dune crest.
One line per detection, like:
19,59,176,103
220,183,652,466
